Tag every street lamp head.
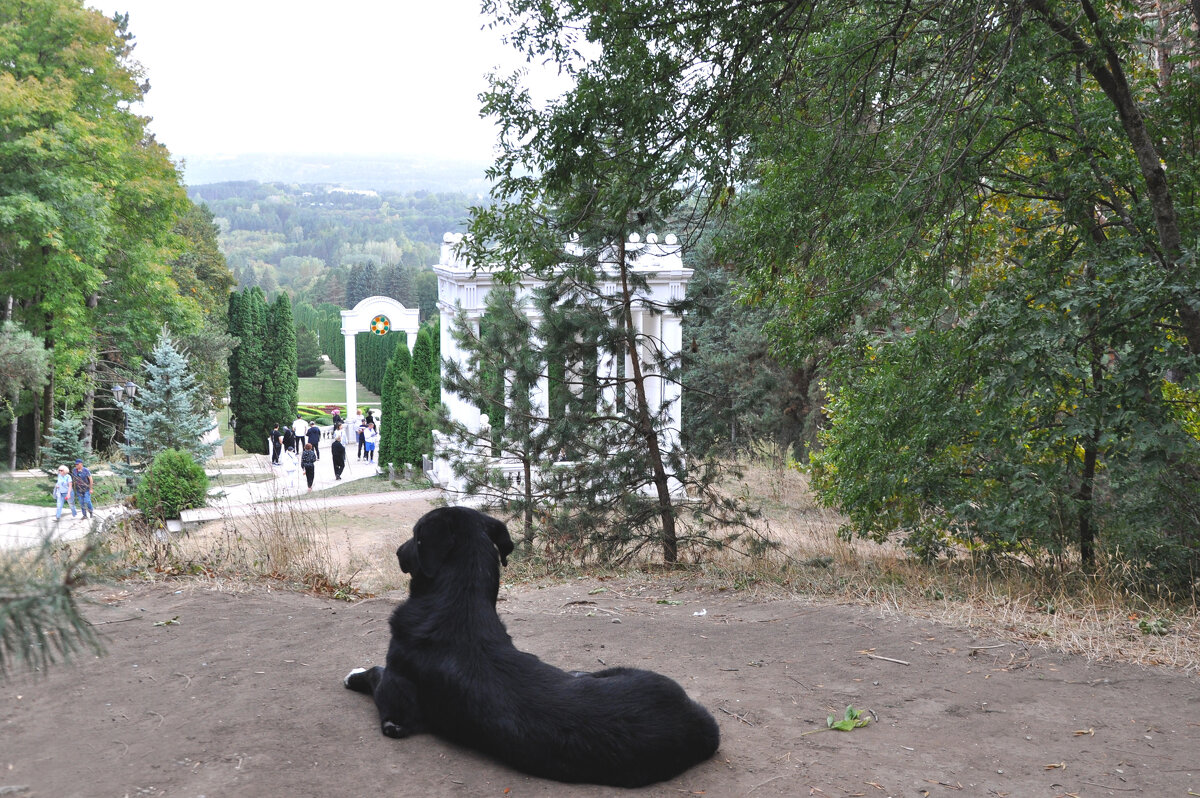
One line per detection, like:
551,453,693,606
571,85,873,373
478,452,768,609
111,382,124,402
124,380,138,399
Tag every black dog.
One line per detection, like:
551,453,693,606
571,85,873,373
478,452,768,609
344,506,720,788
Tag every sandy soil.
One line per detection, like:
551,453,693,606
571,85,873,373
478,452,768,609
4,561,1199,797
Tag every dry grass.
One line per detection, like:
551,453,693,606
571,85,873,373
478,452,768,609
90,450,1199,675
97,504,373,600
693,457,1200,675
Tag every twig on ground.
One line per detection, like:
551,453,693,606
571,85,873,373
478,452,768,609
717,706,755,726
865,653,910,666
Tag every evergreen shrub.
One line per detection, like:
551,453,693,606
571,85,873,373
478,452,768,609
135,448,208,521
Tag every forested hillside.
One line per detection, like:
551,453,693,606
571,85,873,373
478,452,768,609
187,182,478,312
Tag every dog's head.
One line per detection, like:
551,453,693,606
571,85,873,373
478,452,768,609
398,507,515,584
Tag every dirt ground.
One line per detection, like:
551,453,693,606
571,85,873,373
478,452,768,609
4,493,1200,798
3,582,1198,797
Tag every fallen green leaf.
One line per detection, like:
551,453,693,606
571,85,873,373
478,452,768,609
827,705,870,732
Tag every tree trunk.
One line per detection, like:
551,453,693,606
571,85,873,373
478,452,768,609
523,455,534,547
7,390,17,471
82,294,99,451
1077,426,1100,571
617,238,678,563
1032,0,1200,354
82,383,96,453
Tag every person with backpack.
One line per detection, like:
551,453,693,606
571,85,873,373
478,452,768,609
70,459,94,519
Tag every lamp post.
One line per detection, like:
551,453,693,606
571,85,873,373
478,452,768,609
112,379,139,489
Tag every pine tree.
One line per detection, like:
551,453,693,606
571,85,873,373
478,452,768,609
0,533,101,676
295,325,323,378
441,286,558,544
121,328,219,469
38,411,87,476
263,292,299,427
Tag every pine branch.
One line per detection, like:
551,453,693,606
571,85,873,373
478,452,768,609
0,532,103,676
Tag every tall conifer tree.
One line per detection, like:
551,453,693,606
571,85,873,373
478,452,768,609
227,287,269,453
264,293,299,429
378,337,412,469
409,326,438,466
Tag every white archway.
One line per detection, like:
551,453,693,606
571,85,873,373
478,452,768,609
339,296,419,416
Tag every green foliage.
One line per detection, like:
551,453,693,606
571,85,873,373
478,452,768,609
409,325,438,461
134,448,209,522
378,341,413,467
227,287,270,452
480,0,1200,577
682,259,819,458
122,329,219,469
295,325,323,378
37,412,86,477
0,533,102,676
263,292,299,422
294,302,345,370
346,261,380,308
186,181,471,304
827,706,871,732
0,321,50,406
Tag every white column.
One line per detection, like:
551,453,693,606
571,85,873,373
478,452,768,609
344,330,358,417
660,313,683,448
528,312,549,421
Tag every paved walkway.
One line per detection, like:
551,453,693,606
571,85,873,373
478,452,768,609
1,448,439,551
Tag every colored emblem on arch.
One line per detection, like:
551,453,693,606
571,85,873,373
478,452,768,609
370,314,391,335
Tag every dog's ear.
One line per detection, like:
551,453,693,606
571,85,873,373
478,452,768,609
415,523,455,578
482,514,514,567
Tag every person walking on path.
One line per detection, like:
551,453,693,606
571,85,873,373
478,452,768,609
363,421,379,464
301,442,317,491
53,465,74,521
70,459,95,519
282,423,295,456
292,414,308,454
306,420,322,460
270,423,283,465
354,410,366,460
331,421,347,480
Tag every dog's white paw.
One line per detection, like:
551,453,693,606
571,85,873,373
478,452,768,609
344,667,367,687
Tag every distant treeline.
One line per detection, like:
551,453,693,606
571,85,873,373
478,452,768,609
187,181,481,311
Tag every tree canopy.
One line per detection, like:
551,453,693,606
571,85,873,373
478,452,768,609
480,0,1200,581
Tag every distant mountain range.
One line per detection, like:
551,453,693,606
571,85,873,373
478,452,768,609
179,153,494,195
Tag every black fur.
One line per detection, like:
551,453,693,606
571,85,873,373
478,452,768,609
344,506,720,788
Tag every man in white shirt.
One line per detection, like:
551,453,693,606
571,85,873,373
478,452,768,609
291,414,308,454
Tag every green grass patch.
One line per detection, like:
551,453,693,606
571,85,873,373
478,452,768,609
297,361,381,409
313,473,429,499
0,473,127,508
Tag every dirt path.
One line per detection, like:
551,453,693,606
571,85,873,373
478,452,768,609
4,574,1197,797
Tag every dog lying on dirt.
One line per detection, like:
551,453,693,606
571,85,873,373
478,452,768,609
344,506,720,788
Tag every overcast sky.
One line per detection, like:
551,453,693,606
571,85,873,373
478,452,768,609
89,0,565,163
